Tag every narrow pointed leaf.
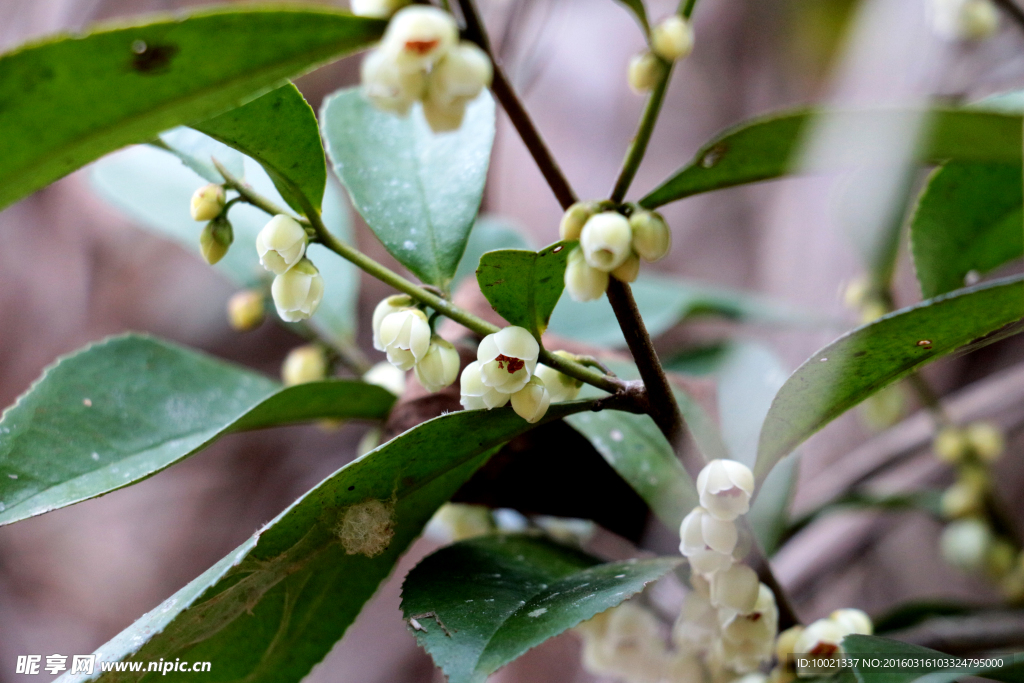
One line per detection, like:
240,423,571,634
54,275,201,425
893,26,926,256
476,242,571,338
400,535,680,683
640,108,1023,209
757,275,1024,476
321,88,495,291
840,635,1024,683
0,334,395,527
0,7,384,212
613,0,650,34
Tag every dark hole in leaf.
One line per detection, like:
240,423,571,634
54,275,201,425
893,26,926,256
131,42,179,74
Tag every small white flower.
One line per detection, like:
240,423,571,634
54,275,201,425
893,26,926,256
611,252,640,283
829,608,873,636
363,361,407,396
578,603,666,681
379,308,432,371
281,345,328,386
580,212,633,272
227,290,265,332
361,48,427,116
380,5,459,72
710,563,759,613
199,217,232,265
511,376,551,424
350,0,410,18
629,210,671,262
720,584,778,646
929,0,998,41
564,247,609,302
460,360,511,410
933,425,970,463
190,183,225,221
559,201,596,241
257,214,307,275
415,336,461,392
776,625,804,662
651,15,694,62
687,547,734,576
672,589,719,651
696,459,755,521
477,326,540,394
941,479,986,519
940,517,993,572
372,295,415,351
271,258,324,322
628,51,664,93
793,618,847,659
965,421,1004,462
426,42,492,107
680,506,738,556
533,355,583,403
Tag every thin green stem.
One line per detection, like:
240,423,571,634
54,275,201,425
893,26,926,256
610,65,671,204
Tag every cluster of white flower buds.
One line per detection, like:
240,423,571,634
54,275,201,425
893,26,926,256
460,327,581,423
628,15,694,93
928,0,999,41
357,5,493,133
256,215,325,322
561,204,671,302
372,294,460,393
190,183,233,265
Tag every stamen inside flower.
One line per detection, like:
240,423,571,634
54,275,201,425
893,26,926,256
405,39,439,55
809,642,839,657
495,354,525,374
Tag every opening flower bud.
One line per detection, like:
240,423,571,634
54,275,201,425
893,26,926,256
611,252,640,283
775,625,804,662
560,202,597,241
271,258,325,322
696,459,755,521
793,618,846,660
380,6,458,72
200,217,233,265
460,360,511,410
426,42,492,108
929,0,999,41
372,295,415,351
350,0,411,18
379,308,432,371
629,210,671,262
651,15,694,62
680,506,738,556
564,247,609,302
227,290,265,332
282,345,328,386
829,608,872,636
477,326,540,394
965,421,1004,462
710,563,760,612
257,214,307,275
628,51,665,93
414,336,461,392
190,183,225,222
688,548,734,576
534,355,583,403
719,584,778,661
511,376,551,424
421,96,468,133
363,361,407,396
941,517,993,573
361,48,427,116
940,479,986,519
581,212,633,272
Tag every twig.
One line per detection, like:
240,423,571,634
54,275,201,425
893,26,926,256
610,66,671,203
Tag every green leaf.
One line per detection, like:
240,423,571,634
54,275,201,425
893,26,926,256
910,163,1023,299
321,88,496,291
80,402,605,682
640,108,1024,209
0,335,394,527
90,143,360,344
872,600,992,634
757,274,1024,477
613,0,650,34
0,7,385,212
193,83,327,213
840,635,1024,683
400,534,680,683
476,242,571,338
453,216,532,288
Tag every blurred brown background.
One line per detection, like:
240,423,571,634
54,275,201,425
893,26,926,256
3,0,1024,680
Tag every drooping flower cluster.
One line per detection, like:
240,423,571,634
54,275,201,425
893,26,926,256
358,6,493,133
189,183,233,266
255,215,325,322
928,0,999,41
628,14,694,93
562,205,671,302
371,295,460,395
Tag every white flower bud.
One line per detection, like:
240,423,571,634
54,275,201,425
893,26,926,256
793,618,846,659
611,252,640,283
421,96,468,133
560,202,596,241
672,590,719,651
829,608,872,636
776,625,804,662
361,48,427,116
716,637,772,675
190,183,225,221
426,42,492,107
564,247,609,302
363,361,407,396
966,421,1004,462
720,584,778,643
696,459,755,521
941,479,986,519
200,217,232,265
581,212,633,272
379,308,432,371
651,15,694,62
271,258,325,322
664,652,702,683
941,518,993,573
372,295,415,352
688,548,734,576
477,326,540,394
933,426,970,464
929,0,998,41
628,51,665,93
710,563,759,612
460,360,511,410
256,214,307,275
351,0,410,18
426,503,493,542
380,5,458,71
843,276,870,310
579,602,666,681
511,376,551,424
629,211,671,262
227,290,265,331
680,506,738,556
415,336,460,392
533,355,583,403
282,345,328,386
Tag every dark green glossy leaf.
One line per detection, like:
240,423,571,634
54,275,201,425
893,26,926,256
453,216,532,287
0,7,384,212
0,335,394,527
640,108,1023,209
476,242,571,338
400,534,680,683
840,635,1024,683
757,275,1024,477
194,83,327,213
321,88,495,291
910,163,1023,298
613,0,650,34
